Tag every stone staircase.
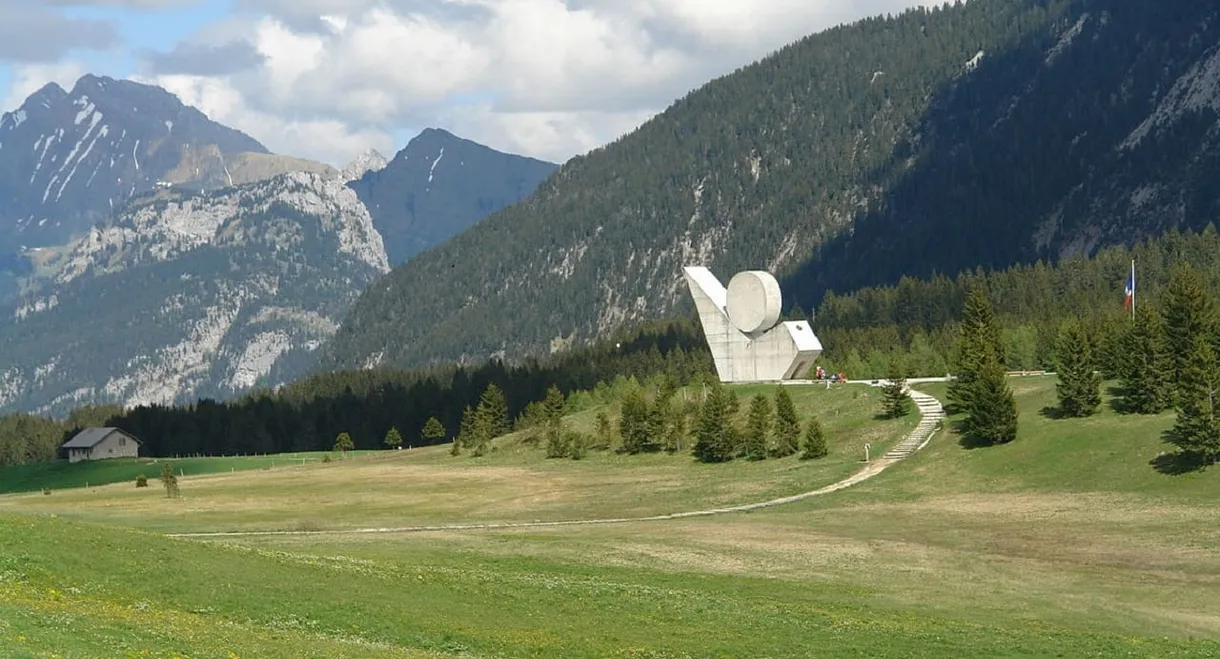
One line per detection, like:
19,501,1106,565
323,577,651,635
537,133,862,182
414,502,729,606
881,388,945,461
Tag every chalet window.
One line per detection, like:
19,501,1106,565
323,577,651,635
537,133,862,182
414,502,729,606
120,436,126,446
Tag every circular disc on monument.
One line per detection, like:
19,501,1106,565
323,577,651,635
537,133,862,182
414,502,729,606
726,270,782,333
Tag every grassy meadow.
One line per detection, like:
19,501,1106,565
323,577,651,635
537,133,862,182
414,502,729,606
1,378,1218,657
0,451,380,495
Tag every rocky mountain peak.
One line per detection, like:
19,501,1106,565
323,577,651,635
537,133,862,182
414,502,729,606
339,148,389,183
0,74,270,247
348,128,558,265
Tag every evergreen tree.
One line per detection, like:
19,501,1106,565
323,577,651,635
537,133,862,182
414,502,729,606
1167,334,1220,462
453,405,476,455
618,384,651,454
723,389,742,456
1163,265,1219,402
477,383,510,439
543,385,567,458
421,416,447,445
772,386,801,457
1054,321,1101,417
333,431,354,456
1120,303,1173,415
568,431,588,460
383,426,404,449
947,288,1005,413
159,462,180,498
881,358,910,419
593,410,615,450
542,385,566,424
961,359,1019,445
744,394,772,461
643,381,672,454
800,416,828,460
693,381,736,463
665,405,687,453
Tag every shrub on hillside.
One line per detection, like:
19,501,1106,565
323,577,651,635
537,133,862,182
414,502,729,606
136,474,148,488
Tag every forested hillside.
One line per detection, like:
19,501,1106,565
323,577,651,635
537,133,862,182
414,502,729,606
813,226,1220,380
0,319,710,465
5,225,1220,465
323,0,1220,373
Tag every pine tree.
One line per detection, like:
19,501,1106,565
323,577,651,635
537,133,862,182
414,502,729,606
568,431,588,460
477,383,510,439
333,432,354,456
383,426,404,449
881,358,910,419
453,405,476,455
693,381,735,463
618,384,651,454
159,462,180,498
800,417,828,460
1121,304,1174,414
593,410,615,450
1167,334,1220,462
1054,320,1101,417
744,394,772,461
665,405,687,453
772,386,801,457
961,359,1019,445
947,288,1005,413
1163,265,1219,403
543,385,567,458
421,416,447,445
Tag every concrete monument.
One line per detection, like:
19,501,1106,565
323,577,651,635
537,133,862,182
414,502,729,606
683,266,822,383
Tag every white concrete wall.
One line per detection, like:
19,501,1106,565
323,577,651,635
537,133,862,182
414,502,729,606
683,266,822,383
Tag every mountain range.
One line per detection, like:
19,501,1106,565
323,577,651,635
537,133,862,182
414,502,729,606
5,0,1220,416
0,76,557,414
320,0,1220,372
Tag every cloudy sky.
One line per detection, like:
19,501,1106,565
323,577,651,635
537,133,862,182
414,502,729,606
0,0,927,166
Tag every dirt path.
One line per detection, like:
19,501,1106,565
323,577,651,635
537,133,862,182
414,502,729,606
169,387,945,539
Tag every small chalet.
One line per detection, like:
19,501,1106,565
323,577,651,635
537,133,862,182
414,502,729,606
62,427,142,463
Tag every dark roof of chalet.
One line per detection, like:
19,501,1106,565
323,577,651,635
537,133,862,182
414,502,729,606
61,427,141,449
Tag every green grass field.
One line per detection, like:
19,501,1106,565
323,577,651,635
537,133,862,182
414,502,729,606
0,450,378,495
1,379,1218,658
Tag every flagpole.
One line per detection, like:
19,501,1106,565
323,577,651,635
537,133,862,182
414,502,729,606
1130,258,1136,323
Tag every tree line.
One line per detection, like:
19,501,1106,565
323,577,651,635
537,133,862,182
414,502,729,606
0,318,712,466
4,227,1220,467
449,371,832,465
944,263,1219,467
812,226,1220,382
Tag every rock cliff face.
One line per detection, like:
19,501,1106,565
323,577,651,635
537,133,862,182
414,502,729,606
0,163,389,415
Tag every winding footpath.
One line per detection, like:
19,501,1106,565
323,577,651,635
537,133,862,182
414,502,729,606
170,386,945,539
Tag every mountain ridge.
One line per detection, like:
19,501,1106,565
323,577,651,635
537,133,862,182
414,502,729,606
319,0,1220,374
0,163,391,415
0,74,335,250
348,127,558,266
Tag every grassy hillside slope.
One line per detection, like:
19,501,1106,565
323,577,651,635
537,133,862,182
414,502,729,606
0,383,913,532
2,378,1217,657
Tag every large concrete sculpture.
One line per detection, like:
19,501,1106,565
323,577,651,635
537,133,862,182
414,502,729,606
683,266,822,383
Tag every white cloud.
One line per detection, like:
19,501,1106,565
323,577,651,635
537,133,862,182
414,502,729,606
133,0,929,166
135,72,397,166
1,60,89,110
